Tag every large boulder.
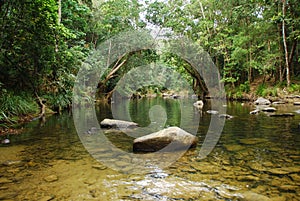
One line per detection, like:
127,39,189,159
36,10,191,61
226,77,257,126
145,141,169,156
133,127,198,152
254,97,271,105
100,118,138,129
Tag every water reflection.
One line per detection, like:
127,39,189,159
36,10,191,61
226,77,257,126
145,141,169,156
0,99,299,200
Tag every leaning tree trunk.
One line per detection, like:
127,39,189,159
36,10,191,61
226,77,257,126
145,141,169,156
282,0,290,87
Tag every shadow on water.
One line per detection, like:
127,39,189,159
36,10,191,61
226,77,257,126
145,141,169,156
0,98,299,200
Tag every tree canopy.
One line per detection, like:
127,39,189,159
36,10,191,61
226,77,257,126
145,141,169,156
0,0,299,122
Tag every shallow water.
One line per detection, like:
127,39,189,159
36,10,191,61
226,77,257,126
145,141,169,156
0,98,300,200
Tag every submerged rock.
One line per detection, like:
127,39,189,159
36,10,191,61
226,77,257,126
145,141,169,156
133,127,198,152
44,175,58,182
254,97,271,105
100,118,138,129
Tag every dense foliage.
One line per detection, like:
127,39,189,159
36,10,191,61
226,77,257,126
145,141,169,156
0,0,299,124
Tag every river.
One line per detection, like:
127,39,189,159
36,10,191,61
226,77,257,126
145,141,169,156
0,98,299,200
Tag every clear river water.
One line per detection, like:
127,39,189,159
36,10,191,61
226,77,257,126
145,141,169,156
0,98,299,201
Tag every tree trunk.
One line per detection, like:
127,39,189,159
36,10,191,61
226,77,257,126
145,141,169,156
282,0,290,87
58,0,61,24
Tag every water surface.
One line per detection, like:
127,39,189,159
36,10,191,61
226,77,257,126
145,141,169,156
0,98,299,200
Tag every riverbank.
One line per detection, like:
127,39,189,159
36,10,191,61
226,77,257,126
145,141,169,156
2,81,300,137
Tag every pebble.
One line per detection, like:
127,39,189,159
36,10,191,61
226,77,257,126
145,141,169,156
44,175,58,182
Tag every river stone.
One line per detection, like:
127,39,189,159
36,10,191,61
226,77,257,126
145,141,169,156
262,107,276,112
240,191,271,201
249,109,260,115
254,97,271,105
206,110,219,114
272,101,286,105
193,100,204,109
269,113,295,117
44,175,58,182
218,114,233,119
133,127,198,152
100,118,138,129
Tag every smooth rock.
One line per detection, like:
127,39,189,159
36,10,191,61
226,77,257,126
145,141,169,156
272,101,286,105
100,118,138,129
262,107,276,112
1,138,10,144
44,175,58,182
207,110,219,114
133,127,198,152
293,102,300,105
218,114,233,119
254,97,271,105
193,100,204,109
250,109,260,115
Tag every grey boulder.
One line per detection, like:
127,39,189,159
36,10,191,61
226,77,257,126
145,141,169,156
100,118,138,129
133,127,198,152
254,97,271,105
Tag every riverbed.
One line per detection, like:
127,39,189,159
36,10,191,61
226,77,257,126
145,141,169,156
0,98,299,200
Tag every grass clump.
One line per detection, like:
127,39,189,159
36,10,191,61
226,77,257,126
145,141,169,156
0,90,39,125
